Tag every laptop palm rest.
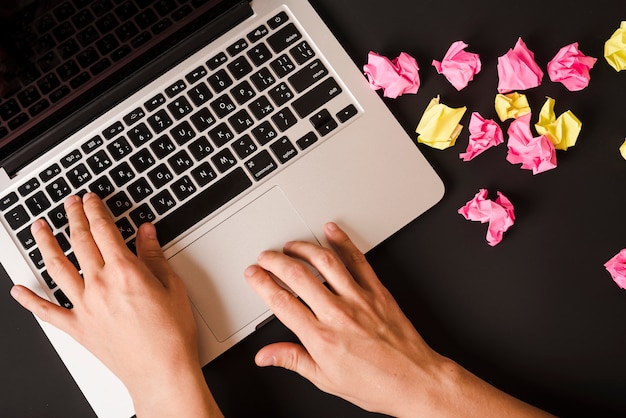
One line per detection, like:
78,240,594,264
168,186,318,342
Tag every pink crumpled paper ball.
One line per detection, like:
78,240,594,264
497,38,544,93
363,51,420,98
458,189,515,246
432,41,482,91
547,42,597,91
604,249,626,289
459,112,504,161
506,113,557,175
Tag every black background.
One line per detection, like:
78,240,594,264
2,0,626,416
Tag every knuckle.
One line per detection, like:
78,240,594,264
268,287,295,312
310,248,339,270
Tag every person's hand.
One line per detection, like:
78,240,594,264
10,193,222,418
245,222,552,417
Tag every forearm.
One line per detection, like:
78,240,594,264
130,366,223,418
395,357,553,418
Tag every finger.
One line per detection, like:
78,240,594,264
282,239,359,296
80,193,129,262
32,218,84,299
64,195,104,272
135,223,176,288
10,285,74,333
255,249,336,312
324,222,380,291
255,342,320,381
244,264,317,333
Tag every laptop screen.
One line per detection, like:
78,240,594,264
0,0,247,175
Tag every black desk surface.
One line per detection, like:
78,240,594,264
2,0,626,416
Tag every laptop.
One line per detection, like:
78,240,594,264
0,0,444,416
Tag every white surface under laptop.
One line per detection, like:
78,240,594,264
0,0,445,416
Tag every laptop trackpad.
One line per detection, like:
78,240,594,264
167,187,317,342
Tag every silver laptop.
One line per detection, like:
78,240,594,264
0,0,444,416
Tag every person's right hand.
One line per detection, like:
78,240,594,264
245,222,552,417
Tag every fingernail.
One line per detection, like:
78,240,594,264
30,218,46,234
82,192,95,202
256,353,274,367
139,222,157,239
10,285,21,300
326,222,338,232
64,194,81,209
244,265,258,278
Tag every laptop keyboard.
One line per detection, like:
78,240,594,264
0,8,359,309
0,0,216,140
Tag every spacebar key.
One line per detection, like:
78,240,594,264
154,168,252,246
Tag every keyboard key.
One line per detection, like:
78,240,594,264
191,162,217,187
25,191,51,216
106,191,132,216
145,93,166,111
268,82,294,107
292,77,342,118
267,11,289,30
41,271,56,290
248,96,274,120
123,107,146,126
185,66,208,84
154,168,251,245
211,149,237,173
227,56,253,80
226,38,248,57
150,135,176,159
87,150,113,174
228,109,255,134
165,79,186,98
54,289,73,309
150,189,177,215
247,43,273,67
18,178,41,197
103,121,124,139
244,150,277,181
247,25,269,43
270,54,296,78
232,134,257,159
206,52,227,70
28,99,50,117
271,107,297,132
82,135,104,154
270,136,298,164
288,59,328,93
168,150,193,175
170,121,196,145
107,136,133,160
40,164,62,182
127,122,153,146
148,164,174,189
0,192,19,210
171,176,197,201
46,178,72,202
17,227,36,250
337,104,358,123
4,205,30,230
190,108,216,132
130,203,156,227
167,96,193,120
187,82,212,106
251,120,278,145
48,204,69,228
127,178,153,203
66,163,93,188
289,40,315,65
188,136,214,161
267,23,302,53
208,123,234,147
250,67,276,92
147,109,173,134
56,233,71,252
110,162,135,186
60,149,83,168
210,94,236,118
296,131,318,151
129,148,155,173
115,217,135,240
230,80,256,105
207,69,233,93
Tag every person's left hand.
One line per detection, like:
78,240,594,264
11,193,222,417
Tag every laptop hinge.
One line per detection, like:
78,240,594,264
1,0,253,178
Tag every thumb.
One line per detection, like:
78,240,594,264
255,342,319,378
135,223,175,285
